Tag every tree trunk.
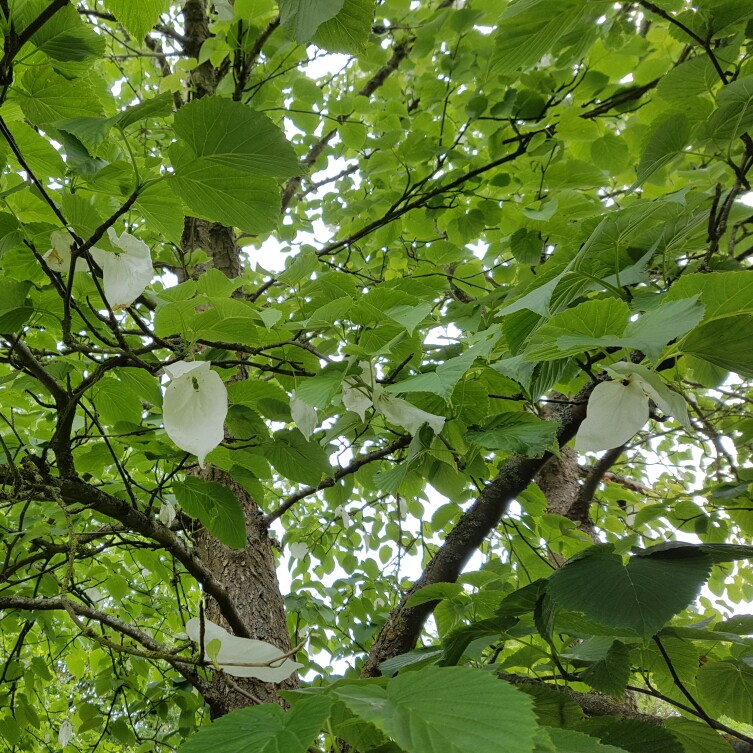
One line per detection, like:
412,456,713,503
195,470,296,717
178,0,297,717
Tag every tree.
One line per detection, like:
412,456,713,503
1,0,753,751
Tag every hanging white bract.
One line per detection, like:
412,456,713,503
42,230,88,273
342,361,445,436
576,362,690,453
185,617,302,682
91,228,153,309
162,360,228,468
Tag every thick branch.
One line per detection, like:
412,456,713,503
49,476,253,638
361,379,599,677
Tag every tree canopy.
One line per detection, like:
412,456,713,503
2,1,753,752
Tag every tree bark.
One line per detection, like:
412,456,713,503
195,470,296,717
179,0,297,717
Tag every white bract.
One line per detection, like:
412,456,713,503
58,719,74,748
42,230,88,273
576,362,691,453
335,505,351,528
163,360,228,468
185,618,302,682
289,541,309,560
342,361,445,436
91,228,153,309
158,500,176,527
290,390,317,440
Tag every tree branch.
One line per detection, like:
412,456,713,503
361,378,600,677
264,436,412,525
0,595,208,694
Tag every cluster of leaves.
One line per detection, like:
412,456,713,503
0,0,753,752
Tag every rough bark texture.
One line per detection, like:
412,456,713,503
196,470,296,717
182,217,241,279
535,445,587,566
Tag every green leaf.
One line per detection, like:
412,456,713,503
716,615,753,634
178,694,332,753
134,180,186,245
0,278,33,332
575,718,683,753
114,92,174,129
16,67,105,126
639,541,753,564
280,0,345,42
707,75,753,145
635,113,692,186
467,412,558,458
544,727,629,753
492,0,597,74
173,477,246,549
523,298,630,361
665,272,753,321
622,296,705,359
313,0,375,54
590,134,629,171
168,144,280,234
440,614,519,666
516,686,583,729
663,718,735,753
103,0,170,41
0,214,23,254
386,331,499,399
172,97,299,178
697,660,753,725
681,315,753,378
580,641,630,697
547,545,711,638
260,429,332,485
334,666,538,753
30,4,105,62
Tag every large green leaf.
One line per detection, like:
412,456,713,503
259,429,332,486
663,718,735,753
681,315,753,377
168,144,280,234
173,477,246,550
334,666,538,753
635,113,692,186
172,97,299,178
523,298,630,361
386,331,499,399
178,695,332,753
545,727,629,753
313,0,375,53
516,686,583,729
30,4,105,62
467,412,558,458
103,0,170,41
491,0,596,74
16,67,105,126
697,660,753,725
666,271,753,321
707,75,753,144
280,0,344,42
575,718,683,753
0,280,32,333
547,545,711,638
580,640,630,697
